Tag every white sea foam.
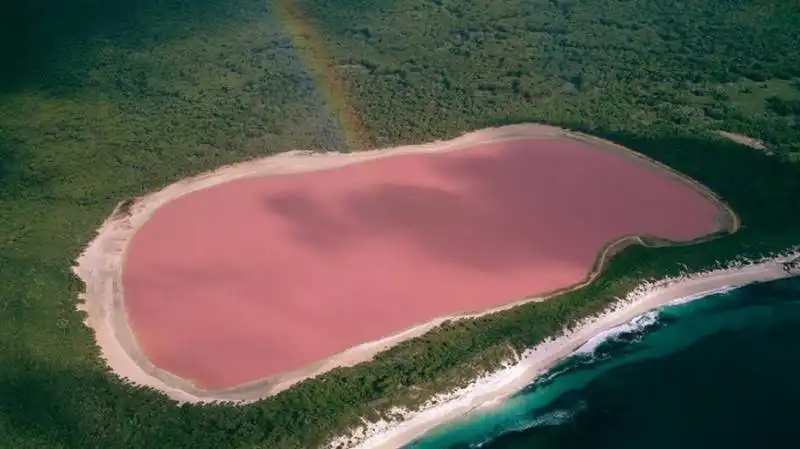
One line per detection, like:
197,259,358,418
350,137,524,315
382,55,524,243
668,284,739,305
324,247,800,449
573,309,661,356
527,402,586,428
468,401,588,449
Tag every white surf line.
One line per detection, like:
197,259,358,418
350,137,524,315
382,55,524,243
325,248,800,449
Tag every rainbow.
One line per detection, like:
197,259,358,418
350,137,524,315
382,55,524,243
275,0,370,152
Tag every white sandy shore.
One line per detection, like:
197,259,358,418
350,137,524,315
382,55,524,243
326,249,800,449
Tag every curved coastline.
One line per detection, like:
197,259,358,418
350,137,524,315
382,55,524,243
73,124,738,404
328,249,800,449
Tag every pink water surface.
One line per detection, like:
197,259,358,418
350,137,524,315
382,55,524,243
122,138,721,389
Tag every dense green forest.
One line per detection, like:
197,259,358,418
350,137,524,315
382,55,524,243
1,0,799,447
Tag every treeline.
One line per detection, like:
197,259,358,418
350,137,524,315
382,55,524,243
1,0,800,448
300,0,800,155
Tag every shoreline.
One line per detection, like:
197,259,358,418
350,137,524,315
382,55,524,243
73,123,737,403
326,249,800,449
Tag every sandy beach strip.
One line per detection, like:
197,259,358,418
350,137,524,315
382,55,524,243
326,249,800,449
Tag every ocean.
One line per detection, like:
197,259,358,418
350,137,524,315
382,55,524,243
403,276,800,449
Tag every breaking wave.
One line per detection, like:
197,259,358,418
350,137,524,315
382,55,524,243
406,276,800,449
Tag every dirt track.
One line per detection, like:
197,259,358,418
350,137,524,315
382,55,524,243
74,123,738,403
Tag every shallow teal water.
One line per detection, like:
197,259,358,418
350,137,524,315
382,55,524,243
404,276,800,449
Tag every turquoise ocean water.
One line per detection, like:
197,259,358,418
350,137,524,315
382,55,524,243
404,276,800,449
